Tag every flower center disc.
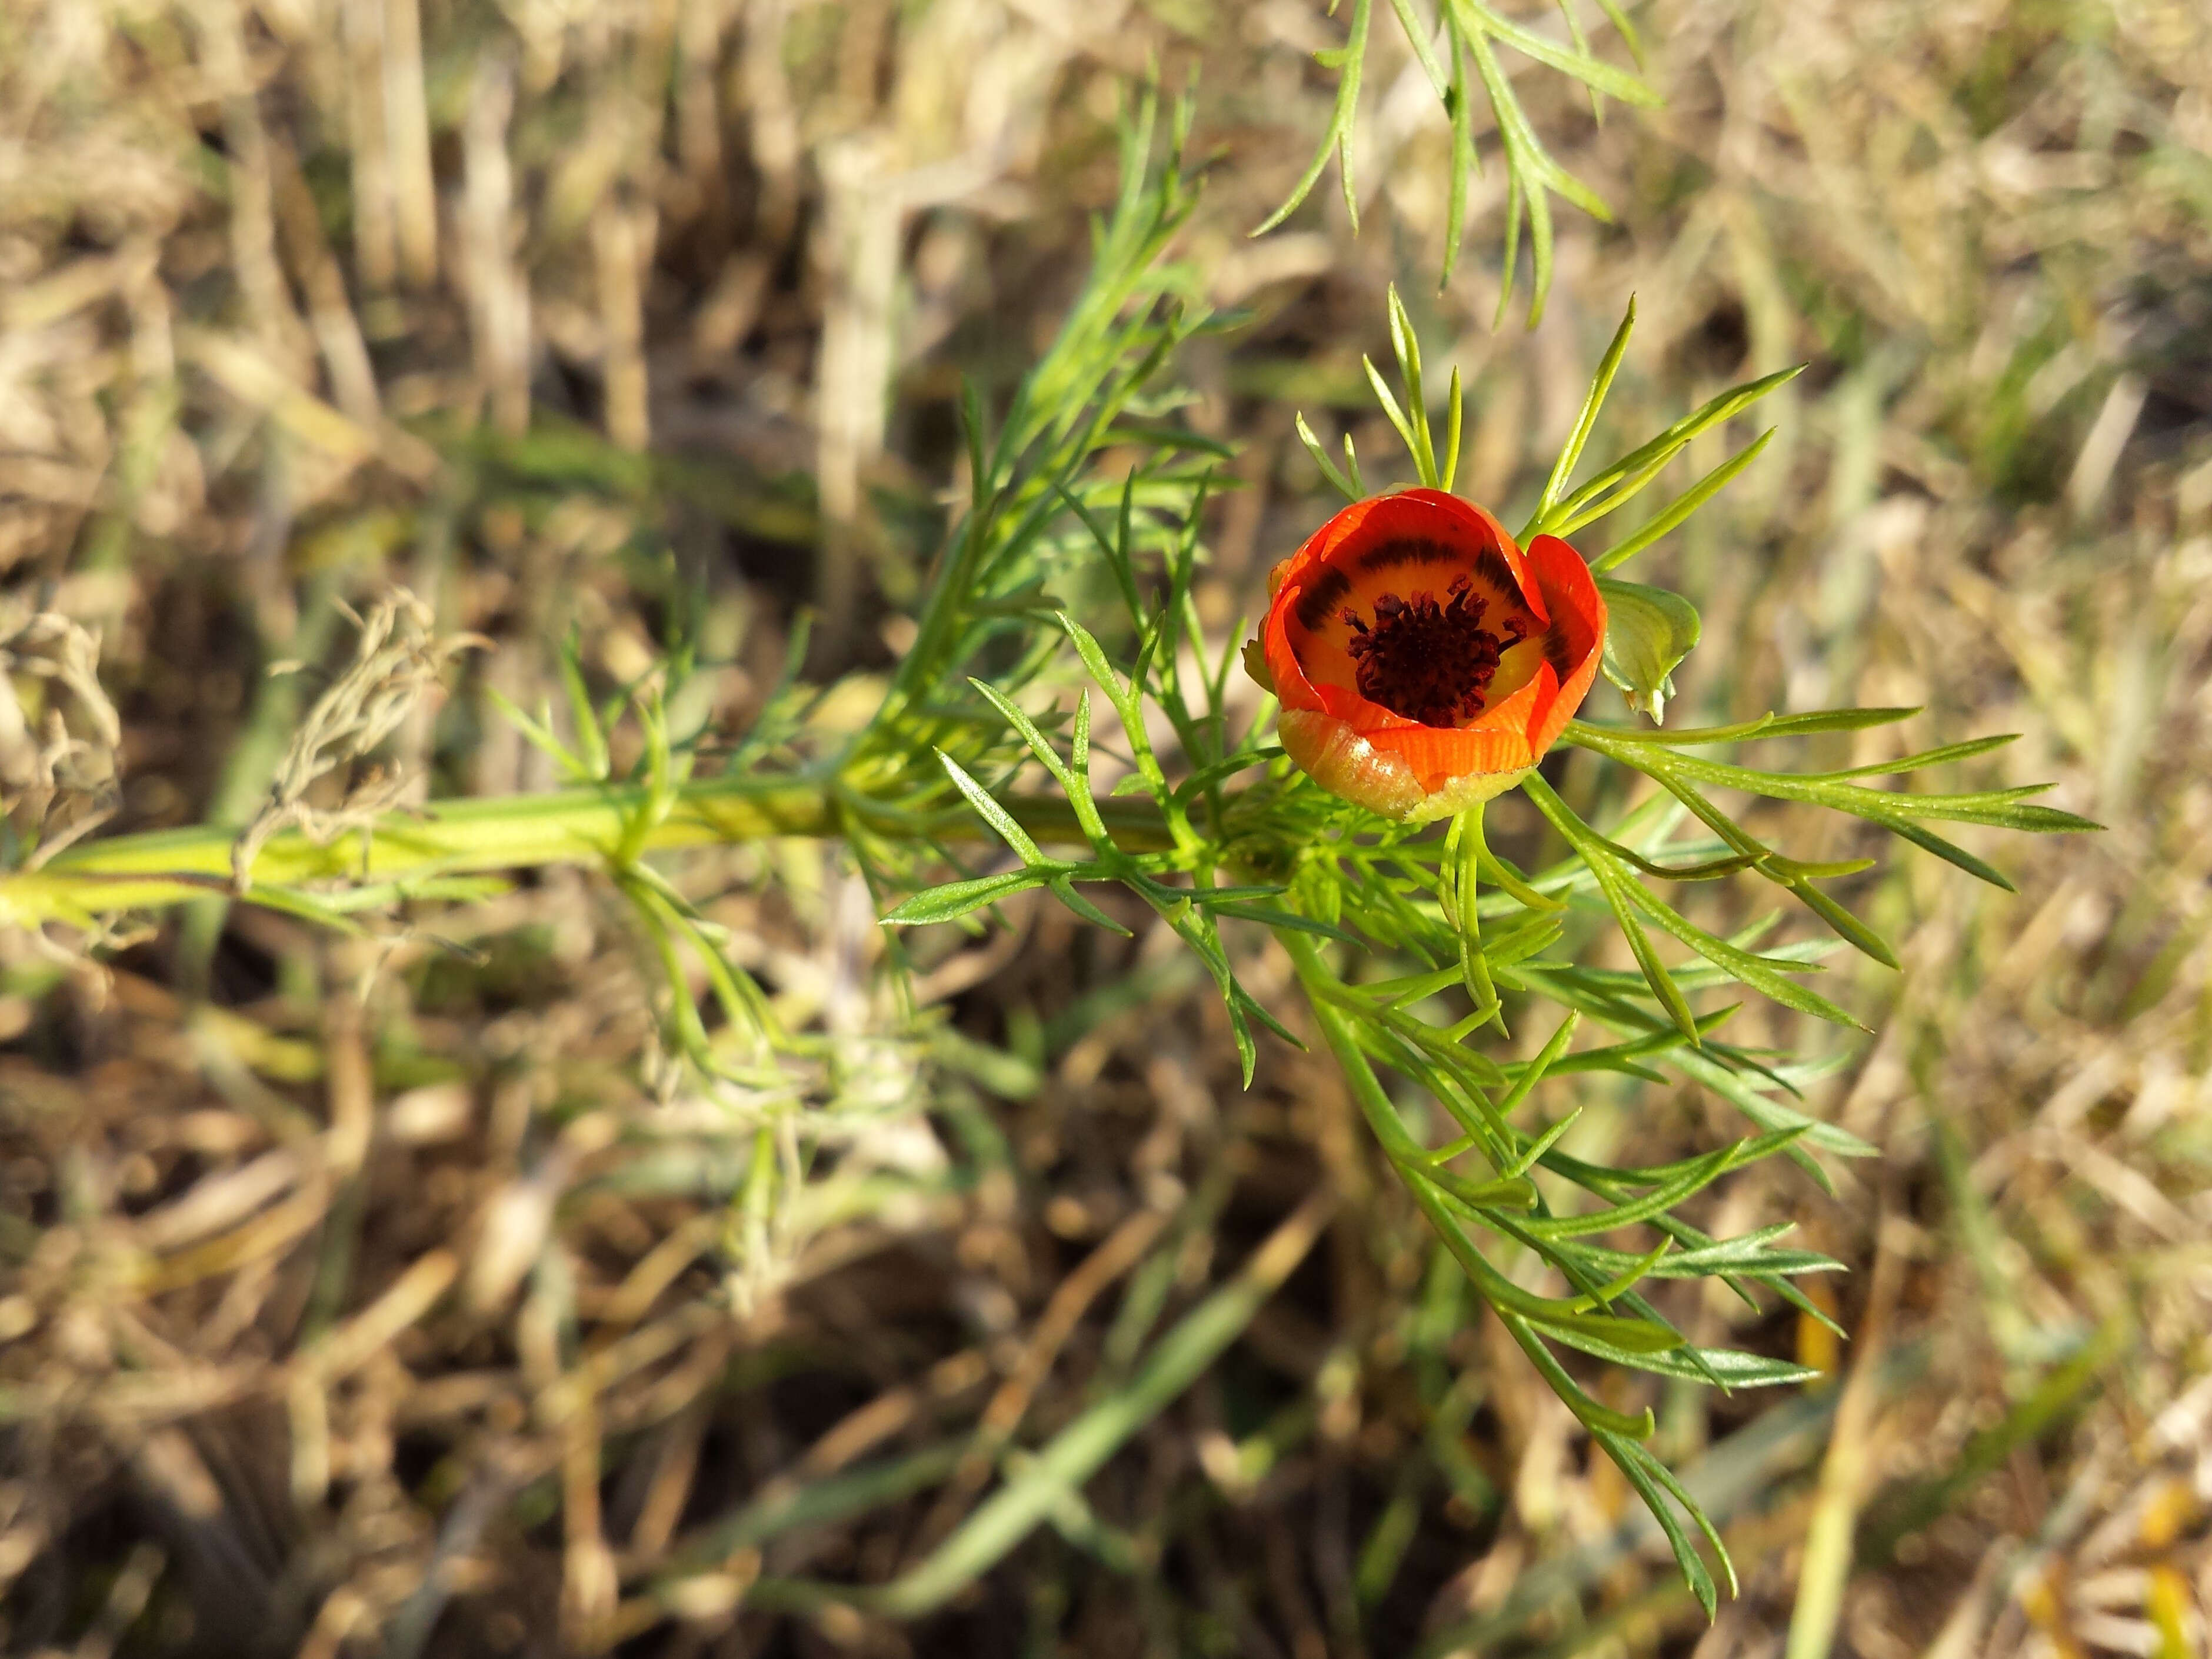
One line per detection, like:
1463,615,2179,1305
1343,577,1525,727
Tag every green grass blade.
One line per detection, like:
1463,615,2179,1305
937,752,1050,865
867,1191,1335,1618
1460,0,1660,105
1534,298,1636,525
1254,0,1373,236
1586,427,1777,568
1549,365,1803,532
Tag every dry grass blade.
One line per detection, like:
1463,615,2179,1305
230,589,484,892
0,605,122,870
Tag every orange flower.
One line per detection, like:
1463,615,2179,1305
1250,489,1606,822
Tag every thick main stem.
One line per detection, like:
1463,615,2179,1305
0,777,1180,929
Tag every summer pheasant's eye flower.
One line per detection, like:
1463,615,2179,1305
1248,488,1606,824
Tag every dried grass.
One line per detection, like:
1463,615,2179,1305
0,0,2207,1655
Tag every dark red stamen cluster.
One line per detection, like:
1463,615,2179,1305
1344,576,1525,726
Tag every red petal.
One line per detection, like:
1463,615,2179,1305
1263,581,1325,714
1261,495,1607,817
1278,709,1426,818
1522,534,1606,758
1367,721,1536,791
1378,489,1547,629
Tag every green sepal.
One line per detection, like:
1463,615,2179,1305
1596,577,1702,725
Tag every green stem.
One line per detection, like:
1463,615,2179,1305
1282,934,1544,1311
0,775,1181,929
175,570,345,995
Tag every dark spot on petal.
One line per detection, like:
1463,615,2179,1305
1472,546,1521,602
1355,536,1464,576
1293,566,1353,632
1544,625,1573,681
